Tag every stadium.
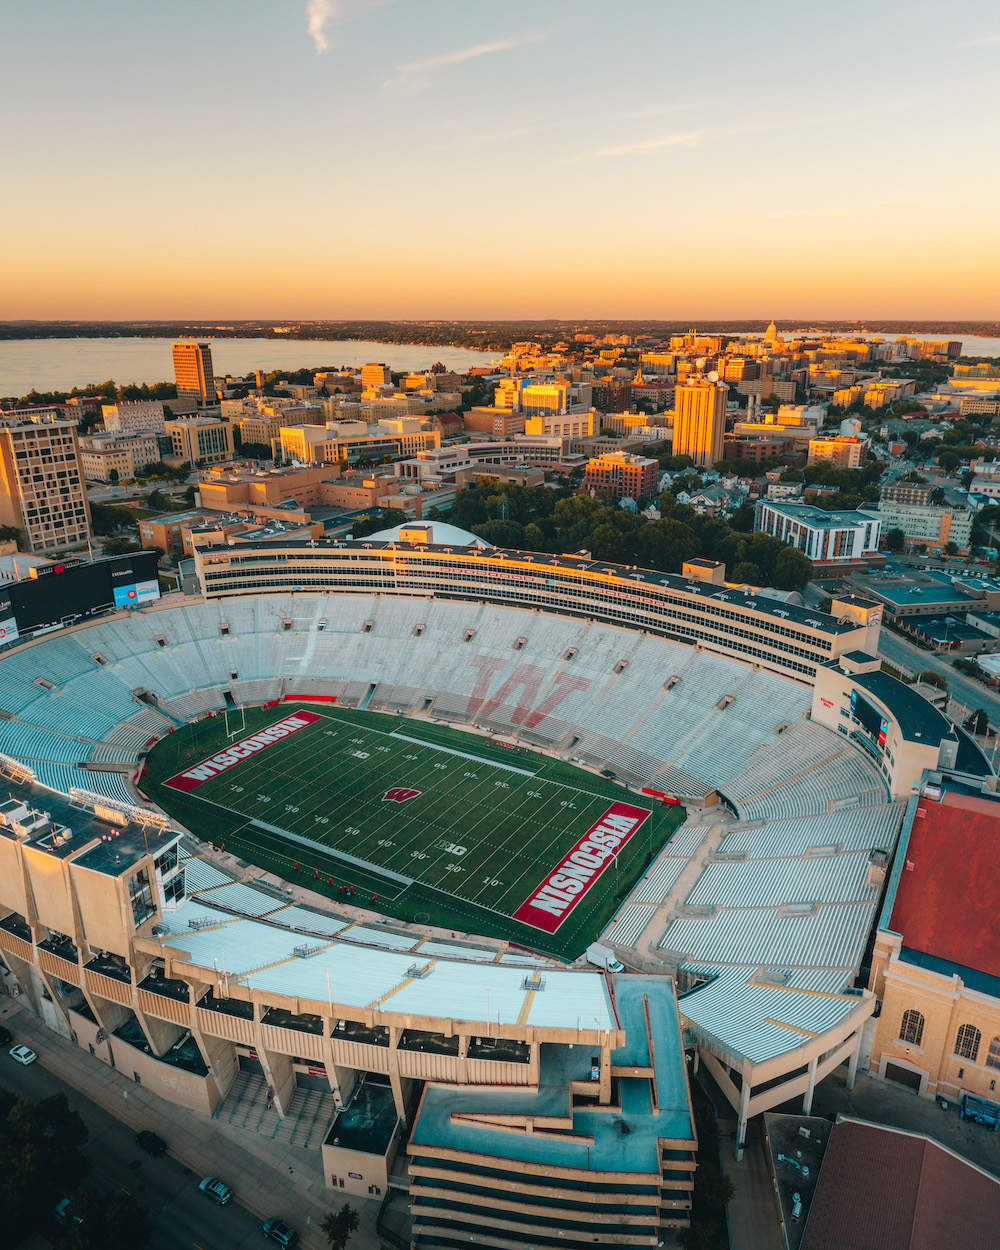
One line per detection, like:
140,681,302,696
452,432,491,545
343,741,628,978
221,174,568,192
0,521,992,1247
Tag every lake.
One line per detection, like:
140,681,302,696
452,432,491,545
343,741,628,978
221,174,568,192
0,336,498,396
1,332,997,398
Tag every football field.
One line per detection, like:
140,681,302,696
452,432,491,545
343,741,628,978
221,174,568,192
144,703,684,959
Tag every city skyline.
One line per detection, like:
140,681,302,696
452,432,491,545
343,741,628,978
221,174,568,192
3,0,999,320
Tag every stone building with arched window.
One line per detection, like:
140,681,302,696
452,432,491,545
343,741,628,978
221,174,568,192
869,787,1000,1103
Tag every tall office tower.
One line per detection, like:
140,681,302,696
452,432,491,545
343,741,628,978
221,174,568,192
172,341,216,404
673,375,727,467
0,415,92,553
361,362,393,389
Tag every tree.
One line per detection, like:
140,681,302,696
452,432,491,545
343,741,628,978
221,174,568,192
55,1187,151,1250
102,538,141,556
0,1089,90,1245
937,450,961,472
146,489,169,512
919,670,947,690
321,1204,359,1250
351,508,407,539
945,541,959,556
0,524,23,550
772,546,813,592
108,468,119,485
238,442,272,460
885,528,905,553
732,561,762,585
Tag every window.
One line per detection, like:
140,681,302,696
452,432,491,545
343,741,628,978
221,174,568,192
987,1038,1000,1070
900,1009,924,1046
955,1024,981,1061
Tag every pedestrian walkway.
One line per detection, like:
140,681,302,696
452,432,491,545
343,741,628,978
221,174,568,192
0,999,385,1250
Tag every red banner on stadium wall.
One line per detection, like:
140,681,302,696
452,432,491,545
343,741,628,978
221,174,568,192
163,711,323,792
513,801,651,934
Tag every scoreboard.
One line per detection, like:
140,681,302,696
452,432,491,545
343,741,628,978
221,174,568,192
0,552,160,645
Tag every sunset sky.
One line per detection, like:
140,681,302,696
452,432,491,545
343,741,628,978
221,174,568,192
3,0,999,320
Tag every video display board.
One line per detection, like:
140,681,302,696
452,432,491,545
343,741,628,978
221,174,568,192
850,688,889,746
0,552,160,641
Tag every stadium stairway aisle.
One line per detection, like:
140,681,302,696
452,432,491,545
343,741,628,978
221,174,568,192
214,1070,336,1150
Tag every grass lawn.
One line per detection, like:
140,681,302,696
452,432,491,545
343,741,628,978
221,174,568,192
143,703,684,960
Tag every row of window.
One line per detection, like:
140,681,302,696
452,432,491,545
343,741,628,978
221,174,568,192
205,557,833,665
200,570,818,677
901,1010,1000,1067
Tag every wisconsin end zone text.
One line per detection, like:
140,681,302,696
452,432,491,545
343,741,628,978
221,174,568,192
163,711,323,792
513,801,651,934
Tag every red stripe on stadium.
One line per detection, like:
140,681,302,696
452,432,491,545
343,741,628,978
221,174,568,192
163,711,323,792
512,801,651,935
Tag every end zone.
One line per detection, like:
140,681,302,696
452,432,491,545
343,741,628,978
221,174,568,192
163,711,323,792
512,801,651,934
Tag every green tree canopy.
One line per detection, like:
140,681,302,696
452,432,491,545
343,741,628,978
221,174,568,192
0,1090,90,1245
321,1203,360,1250
55,1187,151,1250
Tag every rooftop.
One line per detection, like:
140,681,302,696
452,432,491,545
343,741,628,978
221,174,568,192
800,1116,1000,1250
888,790,1000,980
407,976,693,1174
758,501,880,530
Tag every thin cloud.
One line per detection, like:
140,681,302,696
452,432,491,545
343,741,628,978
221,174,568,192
386,30,553,90
567,129,709,162
622,102,691,120
306,0,392,54
959,32,1000,46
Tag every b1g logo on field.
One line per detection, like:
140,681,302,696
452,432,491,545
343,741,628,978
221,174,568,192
382,787,421,803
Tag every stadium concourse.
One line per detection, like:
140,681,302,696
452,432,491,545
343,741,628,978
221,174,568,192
0,527,992,1240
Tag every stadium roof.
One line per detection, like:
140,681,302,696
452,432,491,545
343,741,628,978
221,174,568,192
678,968,870,1065
887,789,1000,981
155,893,616,1032
366,521,491,547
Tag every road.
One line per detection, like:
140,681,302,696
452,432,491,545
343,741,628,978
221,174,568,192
0,1047,277,1250
876,627,1000,723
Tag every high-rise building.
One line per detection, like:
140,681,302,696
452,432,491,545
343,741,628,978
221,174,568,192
582,450,657,500
361,362,393,389
172,342,216,405
165,417,234,466
0,415,92,552
673,376,727,467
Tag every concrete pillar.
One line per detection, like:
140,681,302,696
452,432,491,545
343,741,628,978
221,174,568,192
692,1047,701,1074
847,1028,863,1092
735,1079,751,1161
802,1054,819,1116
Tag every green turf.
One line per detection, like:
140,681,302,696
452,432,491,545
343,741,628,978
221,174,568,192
142,703,685,960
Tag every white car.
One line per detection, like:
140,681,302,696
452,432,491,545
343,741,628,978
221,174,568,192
9,1044,36,1066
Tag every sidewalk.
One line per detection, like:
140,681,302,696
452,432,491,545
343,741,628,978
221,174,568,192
0,999,386,1250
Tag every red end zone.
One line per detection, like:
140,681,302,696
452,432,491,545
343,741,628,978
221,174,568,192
163,711,323,792
513,801,651,934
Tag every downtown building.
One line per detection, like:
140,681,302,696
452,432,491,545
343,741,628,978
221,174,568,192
0,414,92,553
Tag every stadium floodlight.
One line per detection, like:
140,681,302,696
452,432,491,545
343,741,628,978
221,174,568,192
69,788,172,830
0,753,36,784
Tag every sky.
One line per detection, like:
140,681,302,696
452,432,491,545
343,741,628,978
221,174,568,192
2,0,999,321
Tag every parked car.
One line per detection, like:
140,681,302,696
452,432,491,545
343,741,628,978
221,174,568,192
198,1177,232,1206
263,1217,298,1247
135,1130,167,1156
9,1044,36,1066
0,1026,11,1046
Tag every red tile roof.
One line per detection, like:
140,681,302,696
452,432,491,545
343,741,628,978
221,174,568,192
889,790,1000,978
801,1118,1000,1250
